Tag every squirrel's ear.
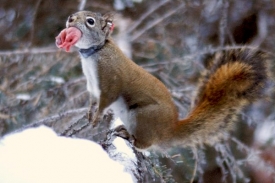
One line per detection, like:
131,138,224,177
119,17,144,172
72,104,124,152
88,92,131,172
101,12,115,37
103,12,114,23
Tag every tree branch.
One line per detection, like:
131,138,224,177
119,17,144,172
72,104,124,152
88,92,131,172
140,45,273,68
78,0,87,11
15,108,88,133
126,0,170,34
0,47,60,56
130,3,186,42
28,0,42,48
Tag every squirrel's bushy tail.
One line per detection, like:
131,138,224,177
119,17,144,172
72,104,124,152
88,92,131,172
174,48,268,146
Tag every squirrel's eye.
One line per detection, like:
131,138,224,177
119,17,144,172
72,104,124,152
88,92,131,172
86,17,95,27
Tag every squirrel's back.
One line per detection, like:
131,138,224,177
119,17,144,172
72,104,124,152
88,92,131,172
169,48,268,147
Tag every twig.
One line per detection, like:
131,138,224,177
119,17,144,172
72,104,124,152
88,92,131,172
0,47,59,56
28,0,42,48
66,117,91,137
140,45,274,68
251,11,268,47
219,0,229,46
231,137,275,176
190,147,198,183
78,0,87,11
60,114,87,136
63,76,86,88
130,3,186,42
215,142,247,183
126,0,170,34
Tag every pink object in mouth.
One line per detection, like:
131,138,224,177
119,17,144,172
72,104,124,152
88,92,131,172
55,27,82,52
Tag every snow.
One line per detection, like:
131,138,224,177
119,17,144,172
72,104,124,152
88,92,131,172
0,126,134,183
107,117,139,182
113,137,136,161
16,94,31,101
111,118,135,160
49,76,65,84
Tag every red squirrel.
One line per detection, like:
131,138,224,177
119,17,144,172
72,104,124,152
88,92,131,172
56,11,268,149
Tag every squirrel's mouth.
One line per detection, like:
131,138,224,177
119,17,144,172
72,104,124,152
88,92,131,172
55,27,82,52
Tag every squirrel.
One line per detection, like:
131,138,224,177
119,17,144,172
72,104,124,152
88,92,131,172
55,11,268,149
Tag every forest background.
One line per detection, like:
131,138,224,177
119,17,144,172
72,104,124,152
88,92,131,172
0,0,275,182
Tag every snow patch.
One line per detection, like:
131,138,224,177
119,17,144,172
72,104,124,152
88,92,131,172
0,126,134,183
16,94,31,101
113,137,136,161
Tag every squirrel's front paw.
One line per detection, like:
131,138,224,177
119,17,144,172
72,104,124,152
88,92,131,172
87,107,102,127
87,103,98,121
92,116,101,127
91,111,102,127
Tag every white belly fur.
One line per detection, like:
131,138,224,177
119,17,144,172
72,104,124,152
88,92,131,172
81,57,101,99
105,96,129,129
81,56,134,131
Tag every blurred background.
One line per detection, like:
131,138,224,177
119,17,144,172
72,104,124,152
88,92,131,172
0,0,275,182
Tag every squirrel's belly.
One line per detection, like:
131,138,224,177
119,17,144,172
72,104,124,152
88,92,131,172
81,57,101,99
104,96,133,130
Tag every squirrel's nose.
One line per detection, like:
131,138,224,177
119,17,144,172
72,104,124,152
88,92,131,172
68,15,76,23
66,15,77,28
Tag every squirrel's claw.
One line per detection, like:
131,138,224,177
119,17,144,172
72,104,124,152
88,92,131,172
91,110,102,128
87,110,93,122
92,118,100,128
114,125,131,140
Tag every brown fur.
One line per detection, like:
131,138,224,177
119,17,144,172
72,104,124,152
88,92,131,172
95,40,178,148
64,11,268,149
171,49,268,147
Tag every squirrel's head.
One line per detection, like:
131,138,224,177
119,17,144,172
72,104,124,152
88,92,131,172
65,11,114,49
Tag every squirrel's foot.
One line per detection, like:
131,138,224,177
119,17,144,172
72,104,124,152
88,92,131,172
114,125,134,144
